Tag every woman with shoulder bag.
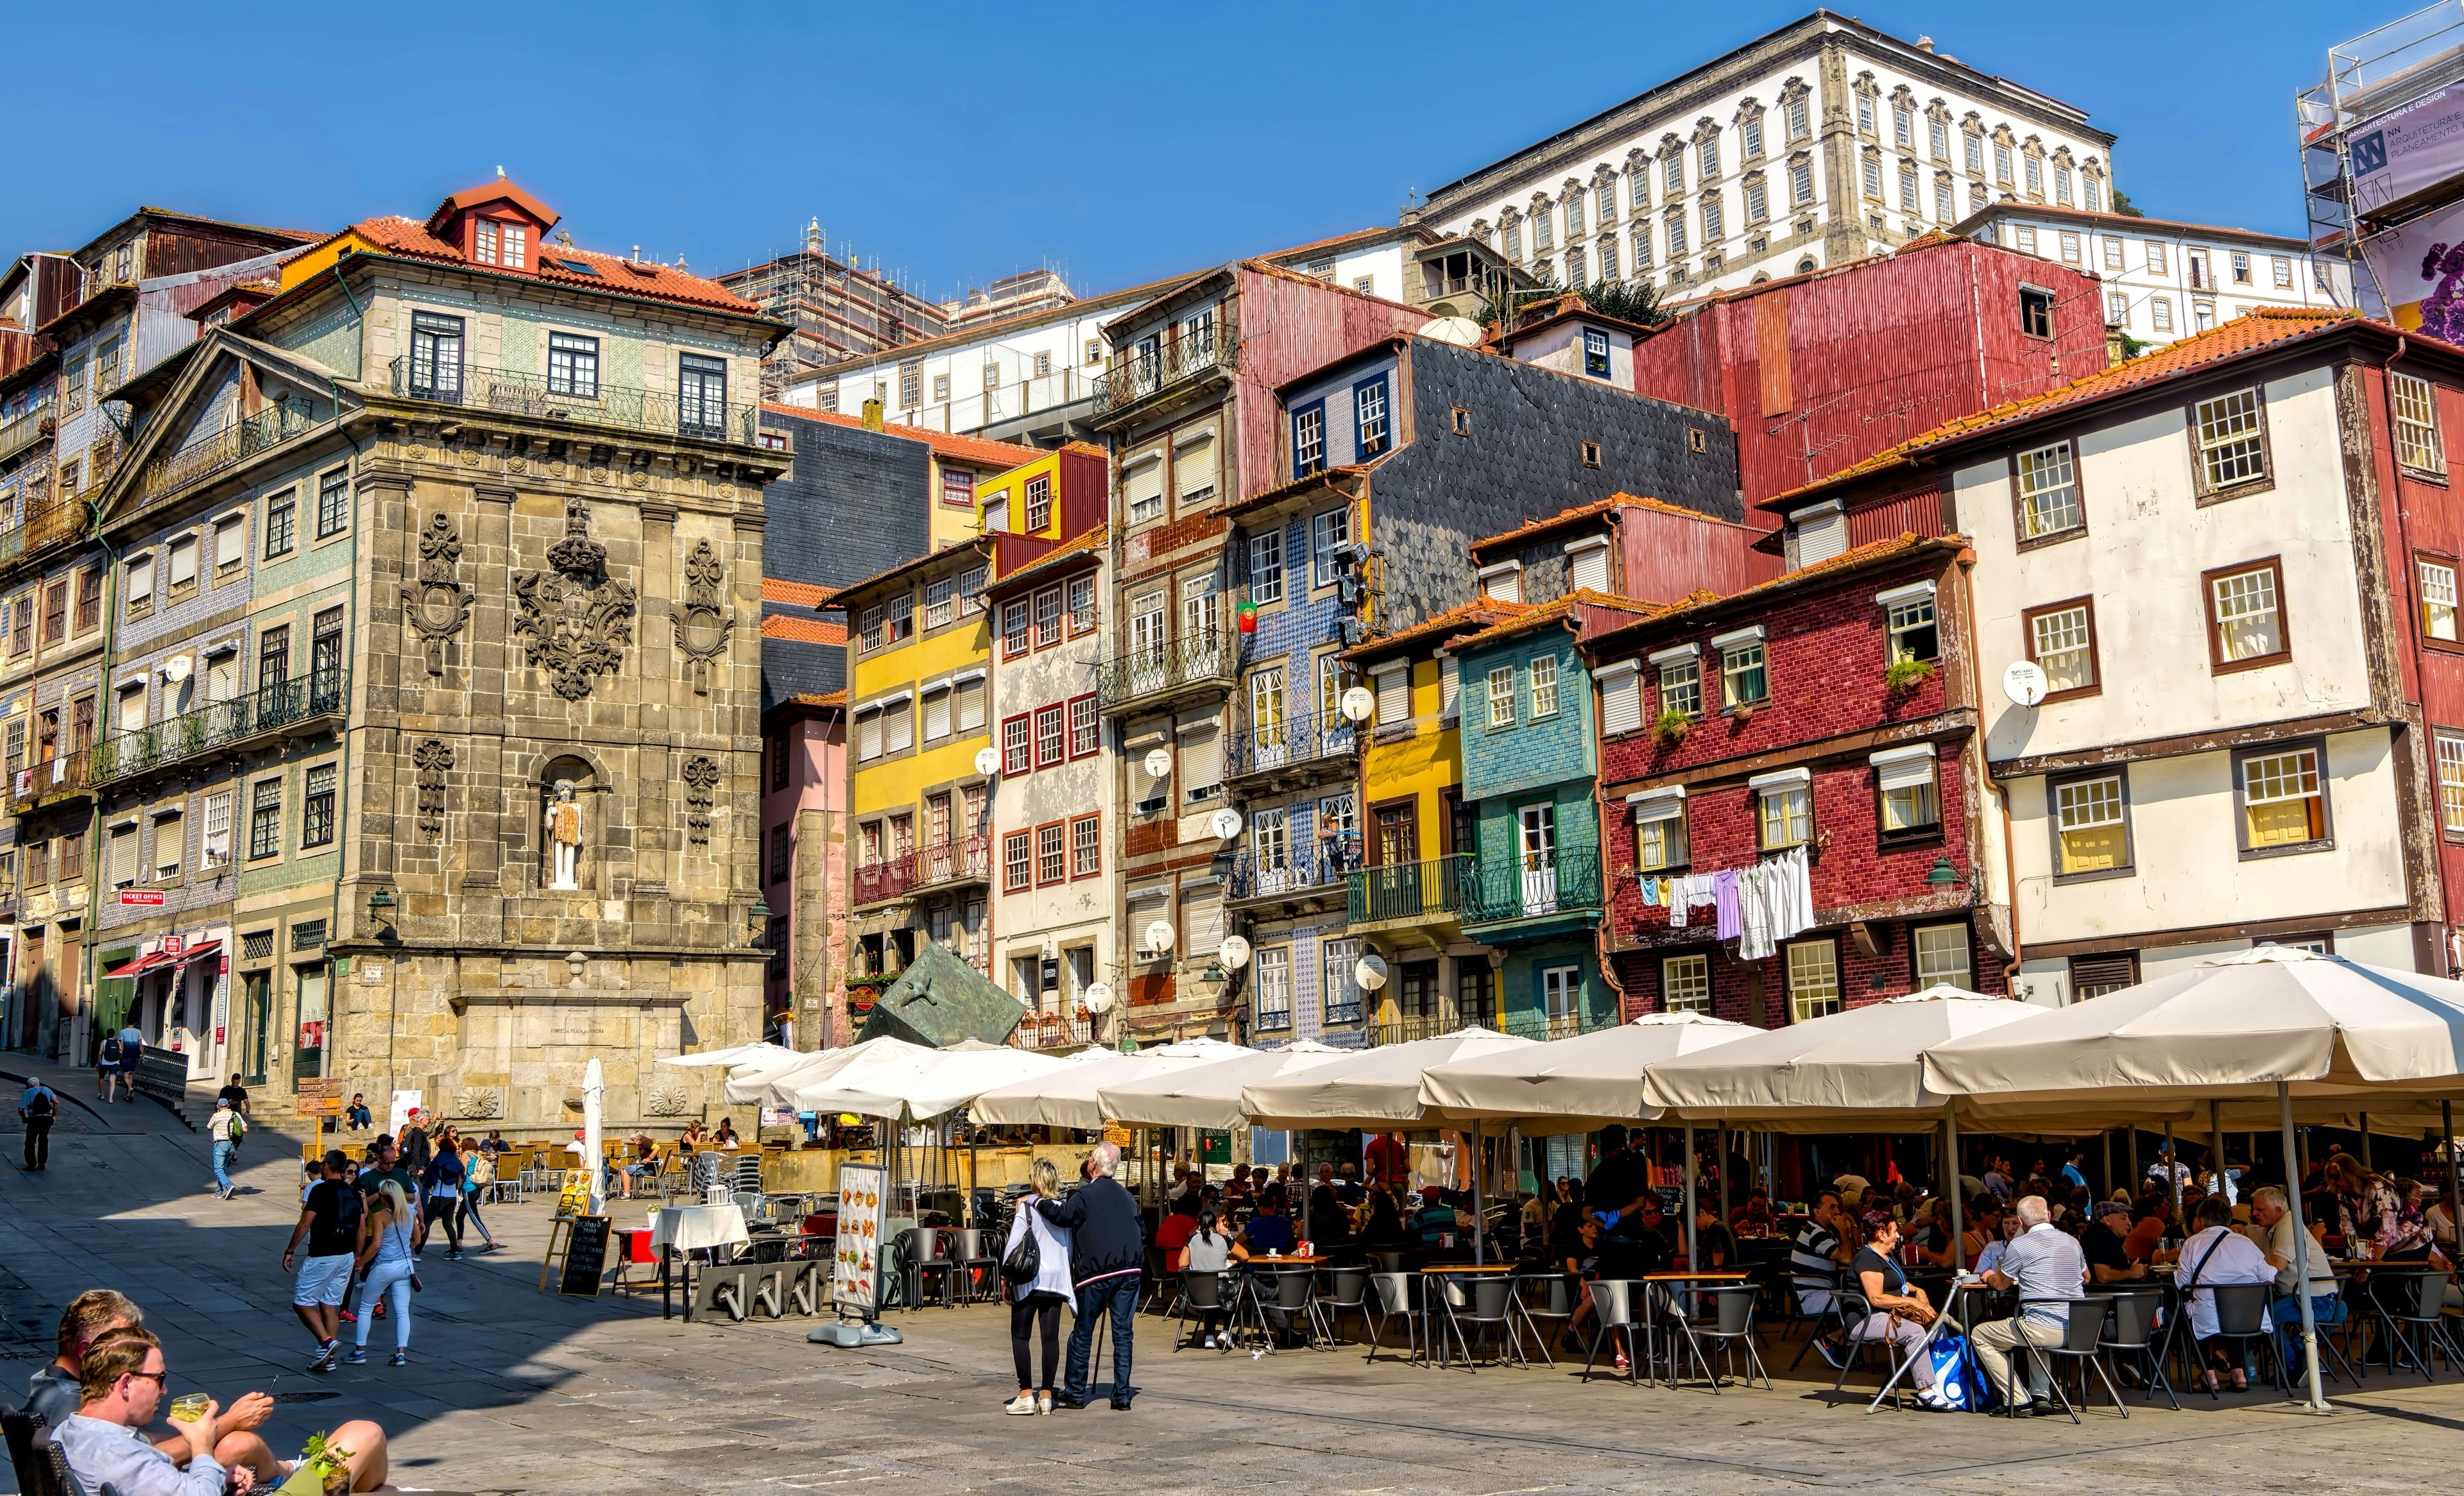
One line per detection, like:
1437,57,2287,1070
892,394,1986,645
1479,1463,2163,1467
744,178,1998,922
1002,1159,1075,1415
350,1180,418,1366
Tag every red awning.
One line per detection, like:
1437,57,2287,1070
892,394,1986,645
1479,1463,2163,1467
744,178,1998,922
174,940,223,967
101,951,175,980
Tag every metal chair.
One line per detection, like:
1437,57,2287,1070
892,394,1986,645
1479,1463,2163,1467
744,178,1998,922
1512,1270,1577,1367
1444,1275,1524,1370
2005,1300,2085,1418
1686,1283,1772,1391
900,1227,957,1310
2039,1295,2126,1419
2196,1284,2280,1395
2098,1287,2179,1410
1317,1266,1373,1345
1255,1266,1328,1352
1831,1287,1919,1407
947,1227,998,1304
1579,1280,1647,1386
2373,1270,2463,1381
1365,1271,1423,1366
1787,1268,1849,1370
1176,1270,1237,1352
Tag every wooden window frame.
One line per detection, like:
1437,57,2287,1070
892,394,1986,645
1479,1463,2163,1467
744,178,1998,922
1070,813,1102,880
1033,586,1063,650
1067,693,1100,759
1660,950,1713,1014
1034,819,1068,888
1754,780,1813,853
1873,758,1945,852
2006,438,2086,550
1067,574,1099,636
1908,921,1974,990
2231,736,2334,860
1033,702,1066,769
1783,934,1844,1023
2021,595,2101,702
1000,598,1032,659
2391,371,2449,480
2186,386,2276,504
1002,829,1033,892
1001,713,1033,777
2434,729,2464,842
2046,765,2134,885
1633,799,1689,874
2420,552,2464,652
2202,556,2291,675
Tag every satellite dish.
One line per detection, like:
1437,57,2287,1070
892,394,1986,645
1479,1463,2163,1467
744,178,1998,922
1142,747,1173,779
1218,935,1252,971
1208,808,1244,841
1144,920,1177,954
1353,952,1390,991
1339,685,1376,724
160,656,193,684
1083,982,1116,1015
2001,660,2048,708
1417,315,1484,346
973,747,1001,777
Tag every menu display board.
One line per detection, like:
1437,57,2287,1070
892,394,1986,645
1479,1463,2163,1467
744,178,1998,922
832,1162,887,1318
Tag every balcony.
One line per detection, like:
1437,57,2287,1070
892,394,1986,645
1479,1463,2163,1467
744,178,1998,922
128,399,320,514
1460,847,1606,937
1346,853,1473,932
1222,709,1356,790
8,747,93,813
1091,317,1235,424
1094,629,1235,717
90,672,348,788
388,359,760,446
852,852,916,908
850,835,989,910
0,484,83,574
1011,1008,1094,1051
1227,836,1362,913
0,405,51,464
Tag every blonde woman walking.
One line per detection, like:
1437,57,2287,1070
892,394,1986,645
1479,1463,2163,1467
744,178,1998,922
349,1178,418,1366
1004,1159,1075,1415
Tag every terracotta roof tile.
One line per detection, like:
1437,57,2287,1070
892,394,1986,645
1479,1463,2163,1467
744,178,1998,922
336,216,762,316
1450,588,1661,652
1759,307,2368,511
758,400,1043,470
761,615,848,645
762,578,832,609
821,536,992,606
1586,533,1967,658
1342,599,1532,663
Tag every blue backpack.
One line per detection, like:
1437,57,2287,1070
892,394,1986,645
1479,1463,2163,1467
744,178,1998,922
1927,1332,1990,1410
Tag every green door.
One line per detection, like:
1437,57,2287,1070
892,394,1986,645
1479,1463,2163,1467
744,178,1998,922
241,972,271,1086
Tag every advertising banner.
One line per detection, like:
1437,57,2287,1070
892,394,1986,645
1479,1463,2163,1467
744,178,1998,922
2363,198,2464,330
2352,78,2464,216
832,1162,887,1317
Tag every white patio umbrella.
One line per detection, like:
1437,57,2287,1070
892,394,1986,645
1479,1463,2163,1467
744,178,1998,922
1922,946,2464,1413
1095,1039,1349,1131
970,1038,1256,1131
793,1043,1071,1121
724,1036,932,1109
1417,1012,1758,1135
654,1041,795,1069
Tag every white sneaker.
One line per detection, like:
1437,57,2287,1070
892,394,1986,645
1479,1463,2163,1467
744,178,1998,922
1003,1393,1036,1416
1201,1334,1216,1348
1036,1393,1052,1415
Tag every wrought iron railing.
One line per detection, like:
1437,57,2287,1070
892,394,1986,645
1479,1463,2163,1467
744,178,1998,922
852,851,916,906
1092,318,1234,419
8,746,92,810
388,358,760,445
1093,629,1232,711
1360,1004,1614,1047
916,834,990,890
1010,1008,1093,1051
0,405,49,463
130,400,320,511
1227,836,1363,902
90,672,347,786
0,486,85,572
1346,853,1473,926
1224,708,1356,779
1460,847,1605,926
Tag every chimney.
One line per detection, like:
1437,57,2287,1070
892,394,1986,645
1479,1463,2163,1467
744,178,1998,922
861,397,885,432
1915,35,1935,52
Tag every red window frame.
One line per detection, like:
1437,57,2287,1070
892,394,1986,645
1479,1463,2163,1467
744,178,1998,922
1001,598,1032,659
1070,813,1102,878
1068,693,1100,758
1035,820,1068,887
1068,574,1098,636
1002,830,1032,891
942,466,977,509
1034,703,1066,768
1034,586,1063,649
1002,713,1033,776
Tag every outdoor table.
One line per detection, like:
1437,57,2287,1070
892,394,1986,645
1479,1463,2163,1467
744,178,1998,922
654,1203,754,1320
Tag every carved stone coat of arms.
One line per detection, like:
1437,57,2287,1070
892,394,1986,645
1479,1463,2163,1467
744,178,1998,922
512,500,638,701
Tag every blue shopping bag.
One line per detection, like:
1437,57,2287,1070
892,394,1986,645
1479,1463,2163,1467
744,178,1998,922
1926,1332,1990,1411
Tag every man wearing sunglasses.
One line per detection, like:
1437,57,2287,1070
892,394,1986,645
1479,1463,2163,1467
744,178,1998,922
51,1327,248,1495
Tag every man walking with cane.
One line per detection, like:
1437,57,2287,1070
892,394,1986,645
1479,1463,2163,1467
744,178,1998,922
1040,1141,1143,1411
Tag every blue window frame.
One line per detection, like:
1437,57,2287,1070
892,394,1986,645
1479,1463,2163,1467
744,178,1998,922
1353,373,1390,458
1582,328,1611,378
1291,399,1326,479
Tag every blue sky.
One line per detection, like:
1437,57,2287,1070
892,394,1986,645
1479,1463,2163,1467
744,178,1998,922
5,2,2356,304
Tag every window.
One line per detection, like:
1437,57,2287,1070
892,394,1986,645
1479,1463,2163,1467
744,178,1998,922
201,791,231,867
1657,653,1702,717
2057,231,2080,264
1034,586,1063,649
1372,663,1410,729
264,491,296,557
2231,251,2252,285
1062,693,1098,759
1743,115,1766,157
2425,559,2460,642
1786,96,1809,140
1249,529,1285,605
1748,180,1770,224
1254,946,1292,1030
1874,748,1940,842
1719,637,1767,708
1564,191,1584,238
1598,237,1618,282
1900,164,1919,212
248,778,282,860
677,353,728,440
2108,291,2130,325
1994,143,2013,183
1003,831,1032,891
1322,937,1364,1024
1291,403,1325,478
2014,441,2082,540
159,534,199,593
922,686,952,742
1790,159,1814,206
124,554,155,614
547,332,599,398
1698,134,1721,178
150,810,181,883
941,466,976,511
1662,953,1710,1014
1856,94,1876,133
2207,559,2287,670
2052,771,2130,878
1034,702,1065,769
2055,166,2075,206
2193,302,2217,333
314,468,349,539
1894,105,1913,148
301,764,336,848
1023,474,1052,533
1527,654,1559,717
924,575,957,631
2018,285,2052,339
1068,575,1097,634
2025,599,2099,697
257,624,290,691
1036,822,1066,885
930,372,952,403
1310,507,1349,588
855,708,882,762
1632,223,1654,269
2437,733,2464,837
214,514,245,575
2192,389,2268,493
1663,155,1684,195
1071,814,1100,877
2393,373,2445,474
76,569,99,632
472,219,527,268
1965,133,1984,173
1755,774,1811,851
1884,591,1937,661
409,312,463,399
1001,599,1031,658
1913,924,1972,989
1929,119,1949,160
1355,375,1390,457
2151,296,2175,334
1485,665,1516,729
880,698,914,755
108,823,137,890
1786,939,1840,1021
1002,713,1032,776
2273,255,2295,289
898,362,921,408
1503,219,1522,260
882,591,913,646
1634,795,1686,872
2101,237,2125,271
2240,744,2329,853
1861,155,1883,200
1666,207,1688,257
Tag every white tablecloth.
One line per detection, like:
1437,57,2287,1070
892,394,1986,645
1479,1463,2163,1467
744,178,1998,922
649,1203,751,1254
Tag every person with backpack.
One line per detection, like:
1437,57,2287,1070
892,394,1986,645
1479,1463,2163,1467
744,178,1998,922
96,1032,124,1102
207,1096,243,1199
350,1179,418,1366
444,1125,501,1254
18,1076,56,1169
1002,1159,1073,1415
420,1135,468,1261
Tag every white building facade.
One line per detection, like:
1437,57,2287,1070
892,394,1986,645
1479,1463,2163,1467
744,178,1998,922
1956,203,2356,348
1411,13,2117,299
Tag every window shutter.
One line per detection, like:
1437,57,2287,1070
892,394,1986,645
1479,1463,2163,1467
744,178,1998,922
168,538,198,588
1373,665,1410,727
1566,543,1611,593
1874,746,1935,792
1179,727,1220,794
1175,431,1217,499
955,677,986,731
923,688,952,742
207,652,238,702
2068,953,2138,993
1182,886,1224,956
1794,507,1847,566
858,710,883,760
1124,456,1164,514
1599,664,1643,735
110,826,138,885
215,518,244,569
1440,658,1460,721
884,702,914,754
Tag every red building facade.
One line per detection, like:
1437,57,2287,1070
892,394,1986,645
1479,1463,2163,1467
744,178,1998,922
1583,535,2006,1027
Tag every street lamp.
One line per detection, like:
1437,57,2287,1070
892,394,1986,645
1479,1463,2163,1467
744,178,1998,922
749,897,771,943
366,885,396,922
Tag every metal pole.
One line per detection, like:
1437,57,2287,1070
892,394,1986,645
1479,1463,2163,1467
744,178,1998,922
1471,1119,1486,1266
2445,1101,2462,1275
2359,1113,2371,1173
1718,1124,1731,1223
2165,1122,2181,1217
1682,1121,1697,1268
2127,1126,2139,1196
2211,1097,2226,1203
2100,1129,2111,1201
1946,1100,1964,1273
2279,1081,2329,1412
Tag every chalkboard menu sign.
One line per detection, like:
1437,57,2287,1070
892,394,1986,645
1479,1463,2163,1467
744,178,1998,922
558,1215,612,1298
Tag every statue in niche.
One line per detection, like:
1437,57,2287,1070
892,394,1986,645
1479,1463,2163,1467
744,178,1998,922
547,780,583,890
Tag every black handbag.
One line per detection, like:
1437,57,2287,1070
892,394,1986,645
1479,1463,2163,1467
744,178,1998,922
1001,1216,1041,1286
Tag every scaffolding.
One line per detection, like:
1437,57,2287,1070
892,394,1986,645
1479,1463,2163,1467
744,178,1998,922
721,220,954,398
2299,0,2464,319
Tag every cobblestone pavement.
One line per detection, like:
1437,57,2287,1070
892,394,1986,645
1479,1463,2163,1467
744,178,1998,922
5,1056,2463,1495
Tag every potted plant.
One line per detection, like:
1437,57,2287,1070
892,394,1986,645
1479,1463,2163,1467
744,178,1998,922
277,1432,355,1495
1885,656,1938,692
1653,708,1692,745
